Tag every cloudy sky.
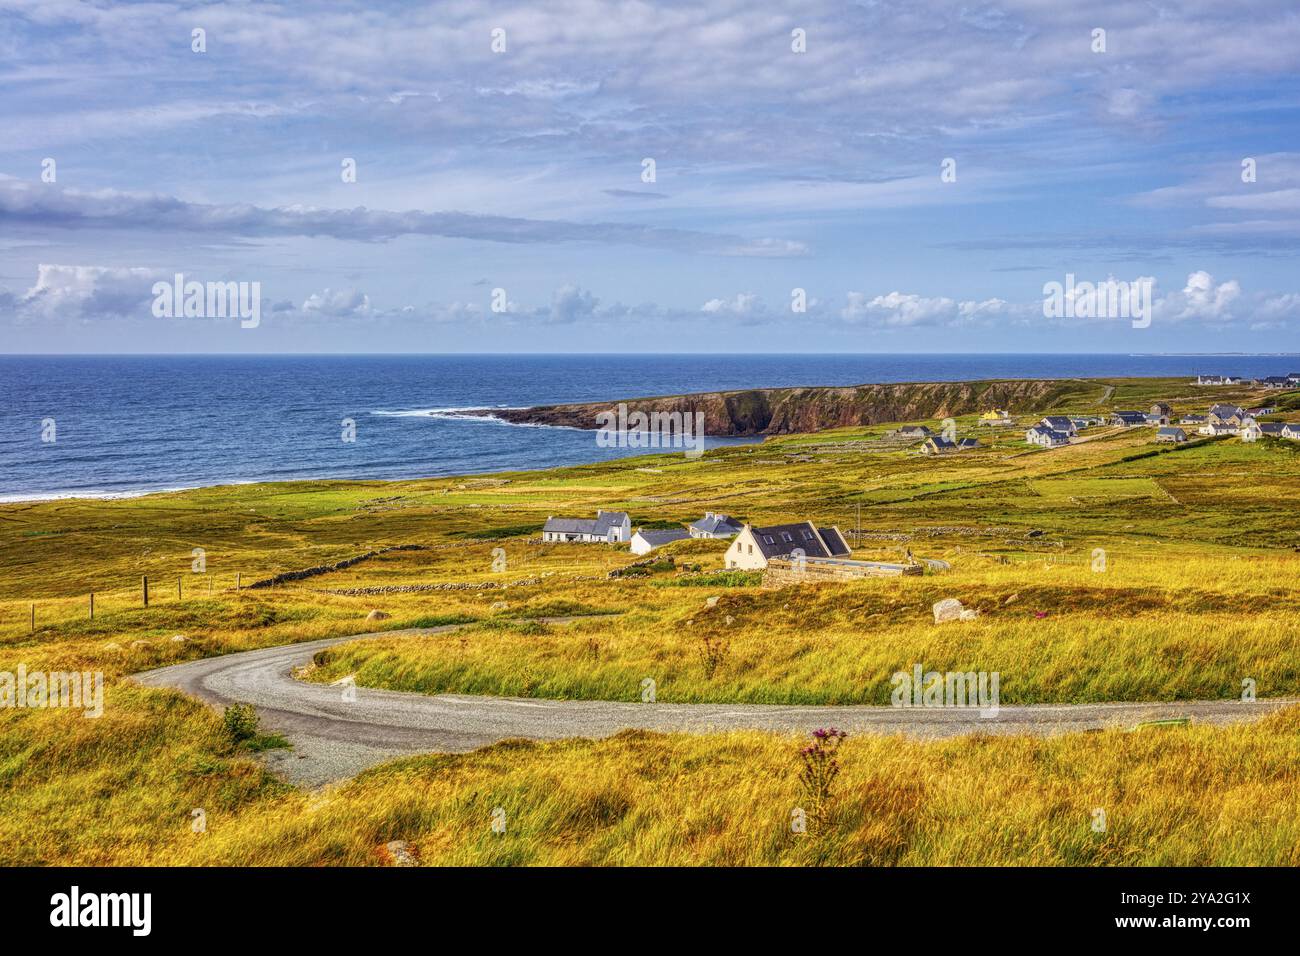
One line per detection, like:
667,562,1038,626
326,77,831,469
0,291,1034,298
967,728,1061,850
2,0,1299,353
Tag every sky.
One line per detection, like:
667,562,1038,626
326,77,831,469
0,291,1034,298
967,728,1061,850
1,0,1300,354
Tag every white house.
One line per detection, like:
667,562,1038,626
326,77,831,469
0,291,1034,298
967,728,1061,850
542,510,631,543
1284,423,1300,441
724,521,851,570
630,527,690,555
1155,427,1188,443
1026,425,1069,447
1199,421,1238,436
688,512,743,539
1040,416,1078,436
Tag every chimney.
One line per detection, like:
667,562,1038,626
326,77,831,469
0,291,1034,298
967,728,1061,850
705,511,714,520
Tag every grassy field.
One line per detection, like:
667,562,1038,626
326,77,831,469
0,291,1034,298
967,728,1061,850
2,377,1298,865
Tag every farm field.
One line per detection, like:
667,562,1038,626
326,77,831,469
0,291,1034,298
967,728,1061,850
2,379,1298,866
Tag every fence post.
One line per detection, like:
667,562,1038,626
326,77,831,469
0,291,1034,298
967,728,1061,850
142,575,149,608
236,572,241,591
89,592,94,620
30,603,34,633
177,576,182,600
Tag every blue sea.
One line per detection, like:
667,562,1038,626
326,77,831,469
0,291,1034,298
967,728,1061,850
1,354,1296,501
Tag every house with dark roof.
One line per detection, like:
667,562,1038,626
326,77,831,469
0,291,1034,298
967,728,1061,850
895,425,933,439
1180,414,1208,425
1284,423,1300,441
1040,416,1078,436
1257,422,1287,438
688,512,743,539
1026,424,1069,447
724,521,851,570
921,436,979,455
1208,404,1246,424
1155,427,1188,443
1111,411,1148,427
1150,402,1174,420
542,510,631,543
630,527,691,555
1257,376,1292,389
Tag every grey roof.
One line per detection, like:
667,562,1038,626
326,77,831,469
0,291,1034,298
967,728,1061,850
689,513,743,535
1112,411,1146,423
1041,416,1074,429
543,517,595,534
1157,427,1186,438
926,436,956,449
634,528,690,547
897,425,932,436
1026,424,1052,436
1209,404,1244,418
1259,423,1286,435
958,438,980,448
544,511,628,535
749,522,850,561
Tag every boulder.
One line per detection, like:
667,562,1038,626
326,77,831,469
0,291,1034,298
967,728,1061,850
933,598,969,624
366,610,391,621
384,840,417,867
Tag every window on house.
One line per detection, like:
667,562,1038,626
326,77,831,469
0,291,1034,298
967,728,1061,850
781,533,793,542
802,530,814,540
747,545,753,554
763,536,774,544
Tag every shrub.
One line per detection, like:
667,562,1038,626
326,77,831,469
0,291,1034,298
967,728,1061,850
221,703,259,746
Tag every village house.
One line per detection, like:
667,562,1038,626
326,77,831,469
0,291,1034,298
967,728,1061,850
895,425,933,439
1256,376,1292,389
1180,413,1208,425
1248,406,1276,417
629,527,690,555
724,521,851,570
688,512,743,539
1150,402,1174,421
1284,423,1300,441
1026,425,1070,448
1208,404,1247,426
1199,421,1239,436
979,409,1014,426
1110,411,1147,427
1256,422,1287,438
542,510,631,543
1240,421,1264,441
1039,415,1078,436
1155,426,1188,443
921,436,979,455
1195,374,1244,385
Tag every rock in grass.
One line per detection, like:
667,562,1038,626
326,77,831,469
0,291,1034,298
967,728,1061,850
705,596,719,607
1003,593,1020,605
933,598,970,624
366,610,391,621
383,840,417,866
490,601,509,610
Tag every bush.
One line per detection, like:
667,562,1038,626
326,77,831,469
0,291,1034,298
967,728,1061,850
221,703,259,746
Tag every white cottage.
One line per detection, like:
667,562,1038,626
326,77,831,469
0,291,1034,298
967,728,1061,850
724,521,851,570
542,510,631,543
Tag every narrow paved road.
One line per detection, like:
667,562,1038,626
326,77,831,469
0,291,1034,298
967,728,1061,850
132,624,1294,786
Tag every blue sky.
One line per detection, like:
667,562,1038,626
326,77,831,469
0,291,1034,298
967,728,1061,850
2,0,1299,353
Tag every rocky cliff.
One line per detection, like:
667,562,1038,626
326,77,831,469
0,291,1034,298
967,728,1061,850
458,379,1075,436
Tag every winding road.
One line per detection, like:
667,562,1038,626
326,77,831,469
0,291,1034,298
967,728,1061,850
132,623,1293,786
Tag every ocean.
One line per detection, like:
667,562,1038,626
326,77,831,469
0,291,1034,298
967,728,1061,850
1,354,1295,501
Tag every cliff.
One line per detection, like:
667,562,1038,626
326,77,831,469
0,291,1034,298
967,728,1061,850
458,379,1076,436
